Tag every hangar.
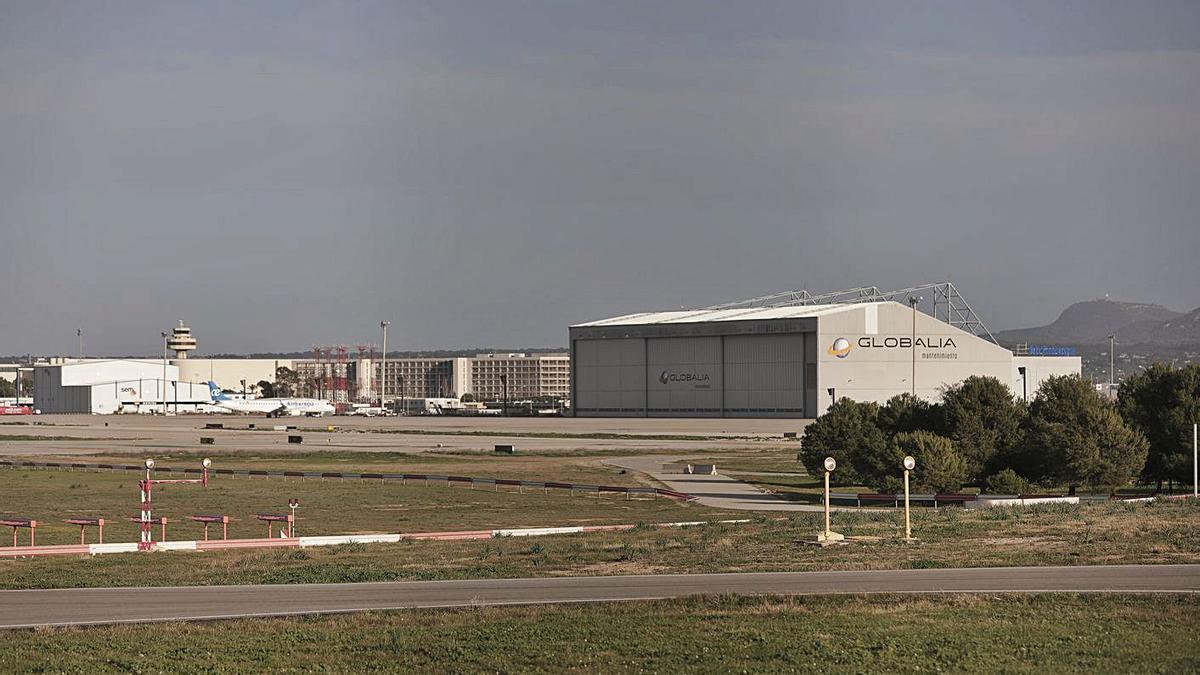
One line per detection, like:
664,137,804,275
569,283,1080,418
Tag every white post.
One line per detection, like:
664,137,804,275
824,470,831,537
904,469,911,539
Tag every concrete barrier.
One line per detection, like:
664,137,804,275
966,495,1080,509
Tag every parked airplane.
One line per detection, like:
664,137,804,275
207,381,336,417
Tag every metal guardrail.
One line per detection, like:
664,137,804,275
0,458,696,502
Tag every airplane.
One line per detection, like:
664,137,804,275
206,381,336,417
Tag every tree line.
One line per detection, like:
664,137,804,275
799,364,1199,495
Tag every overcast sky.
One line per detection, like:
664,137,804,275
2,1,1197,356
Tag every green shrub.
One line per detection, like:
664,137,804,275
985,469,1030,495
893,431,968,494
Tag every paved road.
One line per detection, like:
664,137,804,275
606,456,842,511
2,565,1194,629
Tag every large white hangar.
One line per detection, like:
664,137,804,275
570,283,1080,418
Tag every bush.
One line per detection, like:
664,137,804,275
985,469,1031,495
891,431,969,494
798,398,886,485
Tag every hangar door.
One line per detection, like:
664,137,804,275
646,337,723,416
573,338,646,414
722,334,805,416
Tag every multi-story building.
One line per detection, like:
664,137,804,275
371,353,570,402
470,353,570,400
376,357,469,402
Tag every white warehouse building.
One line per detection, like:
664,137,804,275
34,360,213,414
570,283,1081,418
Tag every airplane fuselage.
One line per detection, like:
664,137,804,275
213,398,335,417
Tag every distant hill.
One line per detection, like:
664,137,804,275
996,300,1196,346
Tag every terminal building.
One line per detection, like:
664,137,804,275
570,283,1080,418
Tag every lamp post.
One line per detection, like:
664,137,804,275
902,455,916,541
77,328,83,359
1108,334,1116,391
816,456,845,544
240,379,247,403
1017,366,1027,402
501,373,508,417
908,296,922,396
288,498,300,537
380,321,390,410
161,332,169,415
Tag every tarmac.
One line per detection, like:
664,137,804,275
2,565,1194,628
605,455,835,512
0,414,808,456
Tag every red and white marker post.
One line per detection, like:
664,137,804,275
137,458,211,551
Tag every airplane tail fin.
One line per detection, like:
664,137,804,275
207,381,230,401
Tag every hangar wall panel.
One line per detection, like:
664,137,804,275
573,338,645,414
722,335,805,416
646,337,722,416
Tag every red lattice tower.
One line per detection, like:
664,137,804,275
335,345,349,403
322,346,334,403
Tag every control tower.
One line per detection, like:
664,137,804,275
167,320,197,359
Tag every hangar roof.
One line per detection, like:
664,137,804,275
572,302,885,328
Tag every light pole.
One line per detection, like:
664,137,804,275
77,328,83,359
815,456,844,544
380,321,390,410
1107,334,1116,391
288,498,300,537
501,373,508,416
1017,366,1027,402
161,332,169,415
902,455,916,541
908,295,922,396
240,379,247,403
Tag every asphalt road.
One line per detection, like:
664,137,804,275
2,565,1195,629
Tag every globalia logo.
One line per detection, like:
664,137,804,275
659,370,670,384
827,337,851,359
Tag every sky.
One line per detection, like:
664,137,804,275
1,0,1198,356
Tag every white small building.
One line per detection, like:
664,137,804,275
34,360,212,414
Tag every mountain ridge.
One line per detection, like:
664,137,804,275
997,299,1198,346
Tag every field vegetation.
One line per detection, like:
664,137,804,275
0,477,1195,590
1,594,1195,673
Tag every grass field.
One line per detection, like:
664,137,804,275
2,487,1196,589
1,594,1195,673
0,463,720,546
